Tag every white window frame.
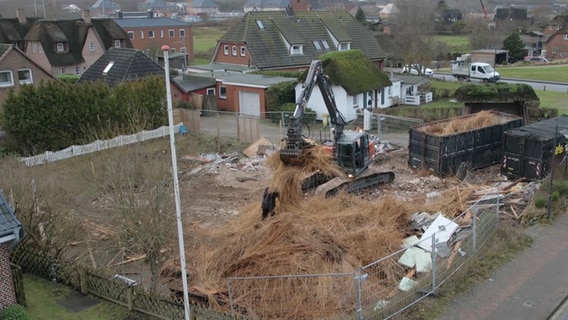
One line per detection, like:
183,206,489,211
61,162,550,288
0,70,14,87
160,30,164,38
232,45,237,56
206,88,215,96
56,42,64,52
290,45,303,55
564,34,568,40
148,30,155,39
338,42,351,51
240,46,246,56
17,69,33,85
219,86,227,99
179,29,185,37
140,31,144,39
553,47,559,53
352,95,357,106
114,40,121,48
127,31,134,40
223,45,229,55
168,29,175,38
89,41,95,51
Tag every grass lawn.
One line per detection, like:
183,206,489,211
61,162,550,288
192,26,229,52
432,35,471,53
24,274,129,320
496,64,568,83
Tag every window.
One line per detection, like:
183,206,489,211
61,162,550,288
322,40,330,49
223,45,229,55
56,42,65,52
148,30,155,38
553,47,559,53
0,70,14,87
127,31,134,40
557,25,561,30
168,29,174,38
160,30,164,38
312,40,321,50
32,42,38,53
564,34,568,40
206,88,215,96
219,86,227,98
103,61,114,75
61,67,66,75
181,47,187,53
179,29,185,37
232,45,237,56
338,42,350,51
240,46,246,56
256,20,264,29
140,31,144,39
74,66,80,75
89,41,95,51
170,48,176,53
352,95,357,106
18,69,33,84
114,40,121,48
290,45,303,55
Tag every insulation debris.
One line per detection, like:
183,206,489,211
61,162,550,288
417,214,459,253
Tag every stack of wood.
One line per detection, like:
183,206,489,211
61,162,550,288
84,219,116,240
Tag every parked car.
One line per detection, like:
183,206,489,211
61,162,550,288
523,56,549,63
402,64,434,77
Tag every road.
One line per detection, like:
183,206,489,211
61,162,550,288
433,72,568,93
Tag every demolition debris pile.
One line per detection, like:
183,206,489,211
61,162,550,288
423,110,504,135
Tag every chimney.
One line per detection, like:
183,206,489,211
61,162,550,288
16,8,26,24
116,10,123,19
147,9,154,18
82,9,91,23
290,0,308,11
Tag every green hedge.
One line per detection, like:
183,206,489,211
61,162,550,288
0,304,29,320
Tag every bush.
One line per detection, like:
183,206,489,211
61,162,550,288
534,198,546,209
552,191,560,202
554,182,568,196
0,304,29,320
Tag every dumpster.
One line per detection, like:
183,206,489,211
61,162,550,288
501,115,568,181
408,111,523,176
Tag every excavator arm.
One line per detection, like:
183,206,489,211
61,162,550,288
280,60,347,165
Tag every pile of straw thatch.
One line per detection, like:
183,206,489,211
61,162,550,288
174,147,414,318
422,110,503,136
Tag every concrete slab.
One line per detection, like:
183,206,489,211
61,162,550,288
56,291,100,313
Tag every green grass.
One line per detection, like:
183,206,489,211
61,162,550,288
192,26,229,52
24,275,129,320
432,35,471,52
496,65,568,83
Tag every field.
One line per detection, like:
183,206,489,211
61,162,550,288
432,35,471,53
497,64,568,83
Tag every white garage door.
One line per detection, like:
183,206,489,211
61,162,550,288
239,91,260,117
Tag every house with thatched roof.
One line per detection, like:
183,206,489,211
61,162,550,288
455,83,540,125
295,50,393,122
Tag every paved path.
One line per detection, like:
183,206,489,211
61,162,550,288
438,213,568,320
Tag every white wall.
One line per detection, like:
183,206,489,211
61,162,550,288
294,84,359,122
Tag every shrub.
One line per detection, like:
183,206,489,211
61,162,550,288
0,304,29,320
554,182,568,196
552,191,560,202
534,198,546,209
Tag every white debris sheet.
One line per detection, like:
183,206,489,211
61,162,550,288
417,214,459,253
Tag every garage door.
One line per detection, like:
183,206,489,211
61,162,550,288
239,91,260,117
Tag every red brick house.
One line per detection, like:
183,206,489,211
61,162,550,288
0,191,23,311
0,44,54,113
543,16,568,60
114,10,193,69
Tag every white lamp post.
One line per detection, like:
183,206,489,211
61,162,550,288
162,45,191,320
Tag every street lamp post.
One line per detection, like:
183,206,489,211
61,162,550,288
162,45,191,320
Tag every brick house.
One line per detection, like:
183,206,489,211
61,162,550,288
208,9,389,72
22,10,132,76
114,11,193,68
542,16,568,59
0,191,23,311
0,44,54,112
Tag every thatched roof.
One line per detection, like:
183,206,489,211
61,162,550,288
455,83,540,107
301,50,392,96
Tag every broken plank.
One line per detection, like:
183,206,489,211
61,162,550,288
510,206,519,219
445,241,462,269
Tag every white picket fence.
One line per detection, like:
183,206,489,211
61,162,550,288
20,123,182,167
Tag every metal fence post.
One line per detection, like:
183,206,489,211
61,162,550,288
431,232,437,292
473,205,478,252
227,278,235,317
355,269,364,320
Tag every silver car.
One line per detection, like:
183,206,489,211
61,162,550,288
402,64,434,77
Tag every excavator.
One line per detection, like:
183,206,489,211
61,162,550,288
279,60,395,197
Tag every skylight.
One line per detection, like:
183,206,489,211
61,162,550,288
256,20,264,29
102,61,115,75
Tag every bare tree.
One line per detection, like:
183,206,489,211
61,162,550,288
98,146,176,293
465,18,501,50
392,0,439,73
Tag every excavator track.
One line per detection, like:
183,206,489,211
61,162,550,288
316,171,395,198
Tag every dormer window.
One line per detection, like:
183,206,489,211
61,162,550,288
337,42,351,51
223,45,229,55
56,42,66,52
114,40,121,48
290,45,303,55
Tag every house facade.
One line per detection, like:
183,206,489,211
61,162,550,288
114,11,193,66
210,10,389,72
23,10,132,76
0,44,54,112
0,191,23,311
543,16,568,59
